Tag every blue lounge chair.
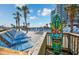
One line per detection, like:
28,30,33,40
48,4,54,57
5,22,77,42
7,30,29,40
0,29,33,51
0,34,33,51
7,30,16,38
0,40,33,51
14,31,28,39
0,41,9,48
11,41,33,51
5,29,31,44
0,34,29,45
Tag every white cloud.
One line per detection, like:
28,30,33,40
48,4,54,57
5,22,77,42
41,8,51,16
28,14,31,17
37,8,52,16
29,16,38,20
30,23,45,27
37,10,41,16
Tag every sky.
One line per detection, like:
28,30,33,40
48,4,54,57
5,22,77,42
0,4,56,27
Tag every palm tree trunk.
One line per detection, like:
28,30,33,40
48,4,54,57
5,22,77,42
17,19,20,31
16,20,17,31
19,20,20,31
78,19,79,28
70,20,73,32
24,11,28,33
25,17,28,33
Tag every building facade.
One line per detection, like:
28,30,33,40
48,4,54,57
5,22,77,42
51,9,56,20
56,4,69,23
65,4,79,26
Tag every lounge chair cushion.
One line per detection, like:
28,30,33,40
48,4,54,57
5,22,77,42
12,38,30,44
6,31,29,41
7,30,16,37
0,34,30,45
0,29,33,51
0,41,9,48
1,34,13,44
6,32,14,39
11,41,33,51
14,31,26,38
0,40,33,51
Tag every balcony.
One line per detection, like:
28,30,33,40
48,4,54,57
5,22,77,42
27,32,79,55
46,32,79,55
0,30,79,55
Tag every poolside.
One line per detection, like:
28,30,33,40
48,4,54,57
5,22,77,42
0,29,47,55
0,28,79,55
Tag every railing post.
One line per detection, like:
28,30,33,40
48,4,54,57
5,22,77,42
68,35,73,54
73,36,76,55
77,37,79,54
67,33,70,53
72,35,74,55
45,34,47,54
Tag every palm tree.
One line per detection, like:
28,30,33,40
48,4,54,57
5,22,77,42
13,17,18,30
27,23,30,27
22,22,25,30
46,24,49,28
17,5,29,33
62,20,67,28
78,17,79,28
11,24,15,28
27,23,30,30
23,22,25,27
13,11,22,31
65,5,77,32
77,9,79,28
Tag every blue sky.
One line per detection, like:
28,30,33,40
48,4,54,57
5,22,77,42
0,4,56,27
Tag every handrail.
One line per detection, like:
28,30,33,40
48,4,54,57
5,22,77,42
46,32,79,55
64,32,79,37
28,32,47,55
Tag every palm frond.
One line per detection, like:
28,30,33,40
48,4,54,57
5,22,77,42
13,13,16,15
16,11,20,15
27,10,30,14
16,7,22,11
20,14,22,17
14,17,17,19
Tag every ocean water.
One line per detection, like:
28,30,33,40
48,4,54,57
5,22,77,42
28,27,79,33
28,28,50,32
